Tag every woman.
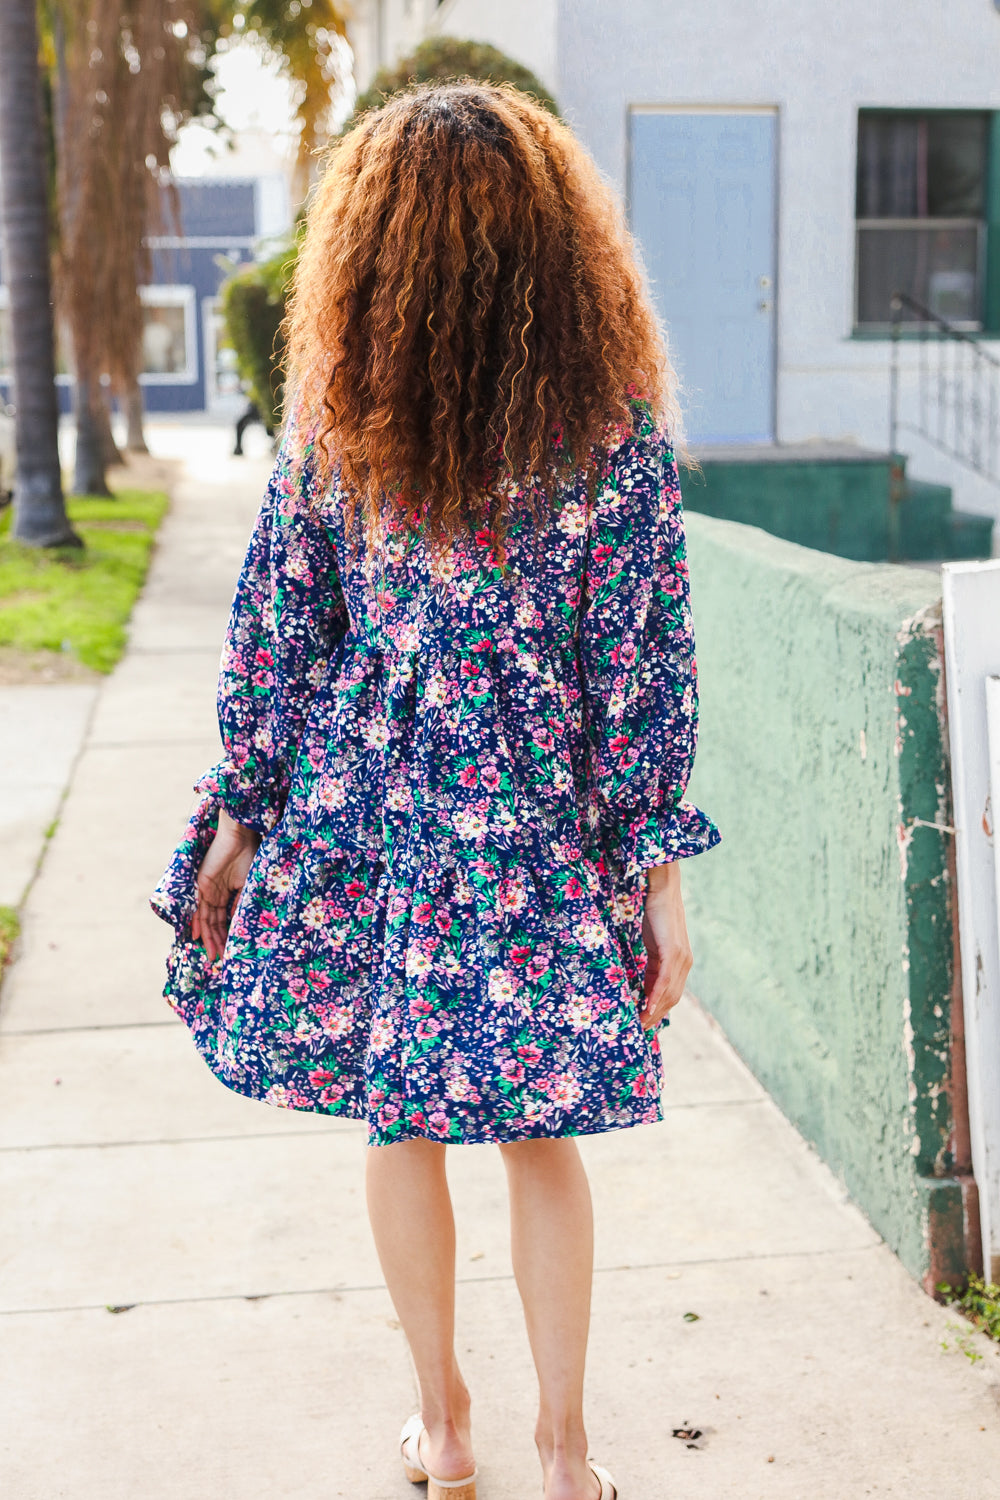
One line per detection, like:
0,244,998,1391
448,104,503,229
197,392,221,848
153,82,719,1500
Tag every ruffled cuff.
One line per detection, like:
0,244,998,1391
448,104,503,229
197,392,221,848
194,759,286,838
616,799,721,881
149,793,221,938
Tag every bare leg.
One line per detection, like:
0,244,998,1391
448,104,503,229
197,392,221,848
499,1137,601,1500
365,1138,475,1481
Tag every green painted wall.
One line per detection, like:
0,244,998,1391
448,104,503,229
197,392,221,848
681,457,993,564
682,456,893,560
682,512,961,1282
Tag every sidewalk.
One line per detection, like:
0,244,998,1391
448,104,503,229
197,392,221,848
2,427,999,1500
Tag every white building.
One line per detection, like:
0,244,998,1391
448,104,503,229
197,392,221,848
345,0,1000,527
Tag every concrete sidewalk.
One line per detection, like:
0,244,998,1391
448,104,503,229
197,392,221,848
2,427,999,1499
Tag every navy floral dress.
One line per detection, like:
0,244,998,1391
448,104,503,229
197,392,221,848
152,403,720,1145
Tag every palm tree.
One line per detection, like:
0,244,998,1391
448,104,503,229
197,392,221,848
0,0,80,546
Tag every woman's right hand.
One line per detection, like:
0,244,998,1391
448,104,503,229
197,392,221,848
191,810,261,964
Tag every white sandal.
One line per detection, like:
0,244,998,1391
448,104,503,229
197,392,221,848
589,1461,618,1499
400,1414,478,1500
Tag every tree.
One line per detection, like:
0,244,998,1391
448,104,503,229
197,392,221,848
46,1,347,496
0,0,80,546
51,0,206,495
349,35,559,127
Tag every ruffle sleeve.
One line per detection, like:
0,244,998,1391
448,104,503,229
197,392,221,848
196,423,350,836
578,417,721,879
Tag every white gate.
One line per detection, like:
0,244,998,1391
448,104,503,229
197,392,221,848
943,558,1000,1282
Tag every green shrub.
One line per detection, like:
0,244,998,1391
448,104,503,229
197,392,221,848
218,244,297,432
350,36,559,126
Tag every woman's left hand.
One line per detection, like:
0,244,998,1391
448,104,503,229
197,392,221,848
191,810,261,964
638,860,693,1030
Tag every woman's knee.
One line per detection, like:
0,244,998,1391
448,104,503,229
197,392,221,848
498,1135,582,1173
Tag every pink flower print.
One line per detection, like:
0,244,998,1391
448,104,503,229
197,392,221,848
369,1087,386,1110
309,1067,336,1088
500,1058,526,1085
408,1109,427,1131
474,528,492,549
434,909,453,934
592,542,613,565
306,967,331,991
428,1109,451,1135
497,876,527,913
446,1072,474,1102
609,734,630,757
564,875,584,900
409,996,434,1017
459,764,479,788
631,1072,649,1098
548,1072,583,1109
379,1101,401,1126
460,659,480,680
516,1041,543,1067
287,975,308,1001
320,1082,345,1105
413,901,434,925
526,953,550,980
345,879,367,900
480,765,502,791
318,1003,354,1040
510,944,532,967
415,1015,442,1042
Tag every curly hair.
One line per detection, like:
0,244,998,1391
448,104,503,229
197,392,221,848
284,81,680,548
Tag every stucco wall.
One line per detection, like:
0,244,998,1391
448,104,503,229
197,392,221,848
682,511,965,1281
557,0,1000,522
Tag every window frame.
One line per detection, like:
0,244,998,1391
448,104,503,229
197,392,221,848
137,283,198,385
852,108,992,336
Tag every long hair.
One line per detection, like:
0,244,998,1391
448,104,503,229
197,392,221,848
284,81,680,547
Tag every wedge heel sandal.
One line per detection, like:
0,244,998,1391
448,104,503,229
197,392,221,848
399,1415,477,1500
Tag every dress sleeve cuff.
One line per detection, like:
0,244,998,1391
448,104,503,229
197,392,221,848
193,760,285,837
618,800,721,879
149,793,220,937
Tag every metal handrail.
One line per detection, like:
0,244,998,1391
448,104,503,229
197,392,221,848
889,289,1000,487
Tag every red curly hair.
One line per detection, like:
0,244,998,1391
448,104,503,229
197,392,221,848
284,81,679,546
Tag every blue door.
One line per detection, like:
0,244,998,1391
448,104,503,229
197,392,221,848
629,111,777,444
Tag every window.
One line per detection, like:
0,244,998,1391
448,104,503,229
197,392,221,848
138,285,197,383
855,110,989,330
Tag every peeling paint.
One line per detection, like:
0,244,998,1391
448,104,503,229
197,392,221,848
682,516,957,1284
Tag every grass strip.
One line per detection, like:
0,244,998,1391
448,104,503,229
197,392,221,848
0,905,20,972
0,490,168,673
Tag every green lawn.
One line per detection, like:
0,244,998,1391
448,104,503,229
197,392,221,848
0,490,168,673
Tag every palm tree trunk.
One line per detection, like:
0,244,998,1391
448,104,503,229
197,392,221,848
0,0,80,546
72,376,113,497
124,378,149,453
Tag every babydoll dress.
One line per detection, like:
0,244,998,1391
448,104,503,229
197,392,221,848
151,402,720,1146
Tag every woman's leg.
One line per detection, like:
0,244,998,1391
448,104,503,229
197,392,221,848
499,1137,600,1500
365,1138,475,1481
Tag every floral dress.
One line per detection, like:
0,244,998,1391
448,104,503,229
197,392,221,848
151,403,720,1145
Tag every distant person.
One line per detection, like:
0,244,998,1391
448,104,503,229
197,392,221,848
232,398,273,456
153,83,719,1500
